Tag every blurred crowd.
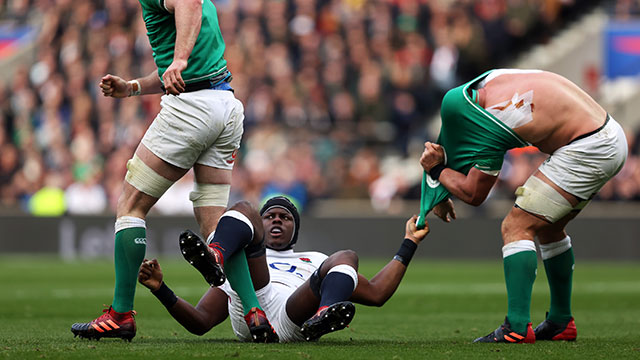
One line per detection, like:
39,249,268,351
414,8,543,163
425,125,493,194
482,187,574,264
0,0,638,217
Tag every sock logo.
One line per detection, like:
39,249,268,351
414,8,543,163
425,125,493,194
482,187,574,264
134,237,147,245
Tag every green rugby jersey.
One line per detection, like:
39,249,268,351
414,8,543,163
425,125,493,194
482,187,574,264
138,0,228,84
417,70,529,228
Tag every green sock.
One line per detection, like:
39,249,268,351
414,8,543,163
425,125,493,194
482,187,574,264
112,227,146,313
225,249,262,315
543,248,574,324
504,250,537,333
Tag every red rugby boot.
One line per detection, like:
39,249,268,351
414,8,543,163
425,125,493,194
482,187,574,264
71,306,136,341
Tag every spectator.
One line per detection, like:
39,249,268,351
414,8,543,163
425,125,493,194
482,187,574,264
0,0,631,215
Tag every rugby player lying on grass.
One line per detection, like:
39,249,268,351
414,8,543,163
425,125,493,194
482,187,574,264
138,196,429,342
418,69,627,343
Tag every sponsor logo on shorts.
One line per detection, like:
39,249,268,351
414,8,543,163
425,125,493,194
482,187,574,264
226,149,238,164
134,237,147,245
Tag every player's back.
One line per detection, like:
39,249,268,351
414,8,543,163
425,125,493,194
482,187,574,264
479,71,606,154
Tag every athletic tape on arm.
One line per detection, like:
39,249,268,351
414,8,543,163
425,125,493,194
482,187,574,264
189,183,231,208
514,176,573,223
125,154,174,198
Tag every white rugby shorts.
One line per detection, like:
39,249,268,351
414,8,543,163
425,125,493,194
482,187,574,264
141,89,244,170
226,282,306,343
538,116,627,200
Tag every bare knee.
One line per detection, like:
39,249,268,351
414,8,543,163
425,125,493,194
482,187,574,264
229,200,255,214
228,201,261,223
116,184,156,218
321,250,359,276
501,211,519,242
536,222,569,244
501,207,539,245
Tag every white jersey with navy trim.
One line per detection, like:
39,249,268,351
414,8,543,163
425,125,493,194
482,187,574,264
265,249,328,290
219,248,328,342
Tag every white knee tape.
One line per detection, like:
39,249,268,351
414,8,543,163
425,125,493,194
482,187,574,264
189,183,230,208
125,154,174,198
539,236,572,260
327,264,359,291
502,240,536,258
514,176,573,223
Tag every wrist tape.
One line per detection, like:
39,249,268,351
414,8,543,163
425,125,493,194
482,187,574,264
393,239,418,266
429,164,446,180
152,282,178,308
129,80,141,96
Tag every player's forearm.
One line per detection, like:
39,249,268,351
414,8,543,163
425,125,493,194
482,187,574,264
350,262,407,307
438,168,479,205
350,236,420,306
438,166,499,206
131,70,163,95
151,283,222,336
165,299,217,336
172,0,202,63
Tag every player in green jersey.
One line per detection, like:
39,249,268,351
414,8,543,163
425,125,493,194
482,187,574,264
419,69,627,343
71,0,274,342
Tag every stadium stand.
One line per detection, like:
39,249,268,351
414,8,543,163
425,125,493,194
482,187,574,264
0,0,637,217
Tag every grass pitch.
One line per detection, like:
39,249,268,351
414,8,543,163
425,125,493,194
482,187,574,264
1,256,639,359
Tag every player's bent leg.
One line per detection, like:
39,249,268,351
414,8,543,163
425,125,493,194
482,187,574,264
228,251,278,343
182,200,261,285
478,172,580,344
186,165,277,342
112,148,186,311
178,228,277,342
475,209,541,343
299,251,359,341
315,251,359,309
73,145,186,341
203,200,270,311
517,173,580,341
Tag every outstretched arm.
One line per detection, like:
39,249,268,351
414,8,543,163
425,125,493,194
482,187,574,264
349,216,429,307
99,70,163,98
420,142,498,206
139,259,228,335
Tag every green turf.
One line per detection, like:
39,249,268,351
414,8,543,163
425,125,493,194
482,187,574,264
1,256,639,359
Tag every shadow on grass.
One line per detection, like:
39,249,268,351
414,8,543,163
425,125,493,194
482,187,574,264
124,336,462,347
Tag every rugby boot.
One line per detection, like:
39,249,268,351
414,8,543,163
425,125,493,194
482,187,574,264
71,306,136,341
474,317,535,343
179,230,225,286
244,307,279,343
534,313,577,341
300,301,355,341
